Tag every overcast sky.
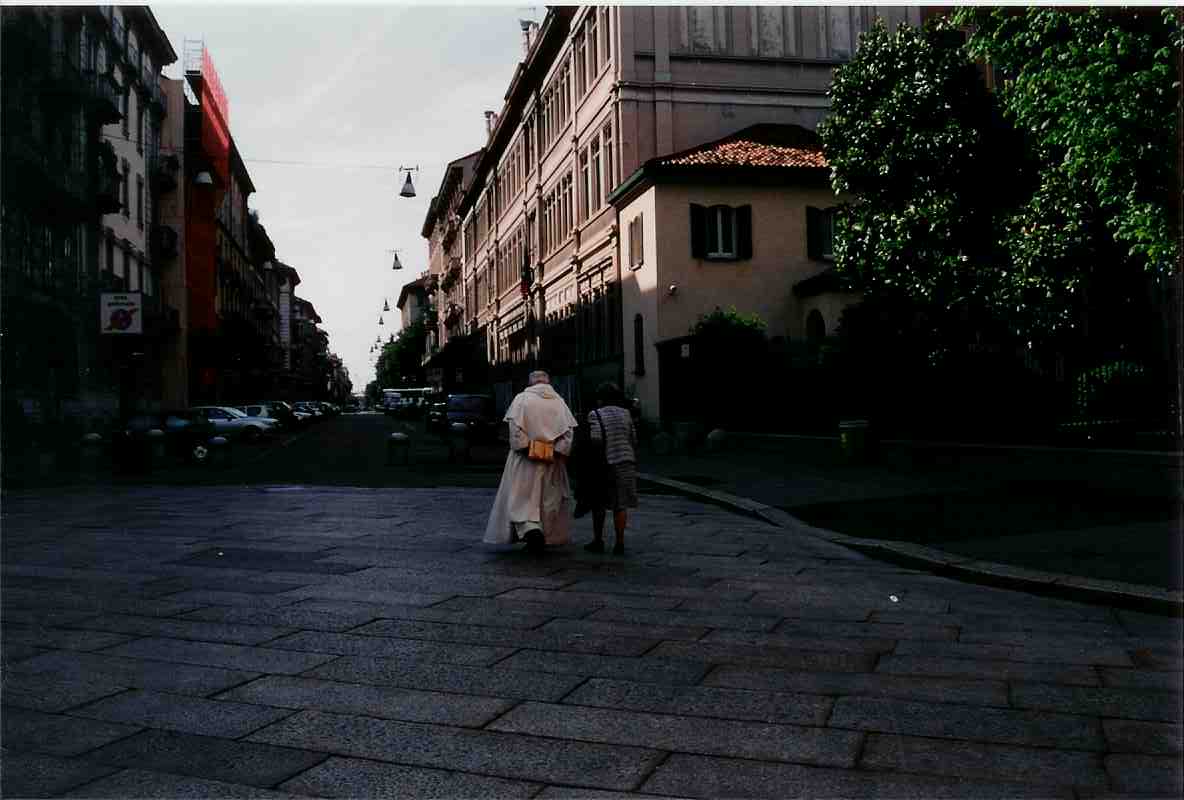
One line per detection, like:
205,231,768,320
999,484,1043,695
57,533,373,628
152,3,533,392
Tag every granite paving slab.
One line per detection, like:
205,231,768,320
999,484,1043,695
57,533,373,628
562,677,833,725
2,626,136,652
305,655,585,701
647,641,879,671
291,598,558,629
82,729,327,788
64,613,296,646
1102,719,1184,754
216,675,515,726
829,696,1105,750
701,629,899,654
0,750,120,798
539,617,709,642
246,709,665,791
1104,754,1184,795
859,732,1109,788
489,701,862,767
277,755,540,799
99,637,340,674
59,767,317,799
892,639,1135,667
272,585,455,606
642,752,1072,799
0,707,141,757
1009,682,1183,722
704,667,1011,706
495,588,682,611
179,604,382,632
877,655,1102,686
5,650,261,696
263,630,514,664
71,688,297,738
771,618,960,641
0,670,130,713
350,618,657,657
494,650,712,685
587,606,780,632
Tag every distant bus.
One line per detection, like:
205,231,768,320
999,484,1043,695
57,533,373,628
383,387,433,416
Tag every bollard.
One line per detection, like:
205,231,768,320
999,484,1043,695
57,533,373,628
651,431,674,456
208,436,231,469
447,422,471,464
79,432,104,479
705,428,728,453
839,419,870,464
387,432,411,465
146,429,166,470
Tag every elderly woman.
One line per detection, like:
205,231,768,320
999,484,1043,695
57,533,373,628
584,382,638,556
484,370,578,554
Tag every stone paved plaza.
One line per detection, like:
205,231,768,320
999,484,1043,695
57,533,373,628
2,485,1181,798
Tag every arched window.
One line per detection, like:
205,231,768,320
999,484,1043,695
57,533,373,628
633,314,645,375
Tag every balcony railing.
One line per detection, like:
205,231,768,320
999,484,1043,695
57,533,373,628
95,140,121,214
148,153,179,193
87,67,122,124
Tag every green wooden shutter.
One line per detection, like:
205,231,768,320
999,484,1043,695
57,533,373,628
690,203,706,258
806,206,821,260
736,205,753,260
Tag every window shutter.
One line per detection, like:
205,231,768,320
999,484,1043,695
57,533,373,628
736,205,753,260
690,203,706,258
637,213,644,266
806,206,821,260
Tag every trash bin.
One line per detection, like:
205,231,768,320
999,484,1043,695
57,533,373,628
387,432,412,465
839,419,870,463
79,432,104,479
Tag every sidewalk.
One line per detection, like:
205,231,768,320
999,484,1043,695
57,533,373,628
2,483,1181,797
638,435,1183,614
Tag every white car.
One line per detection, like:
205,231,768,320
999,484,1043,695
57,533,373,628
190,405,279,442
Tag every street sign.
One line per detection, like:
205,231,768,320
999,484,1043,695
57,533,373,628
100,293,142,334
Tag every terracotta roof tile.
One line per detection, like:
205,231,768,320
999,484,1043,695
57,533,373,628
657,125,828,170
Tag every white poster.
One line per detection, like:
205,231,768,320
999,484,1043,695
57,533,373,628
101,292,142,334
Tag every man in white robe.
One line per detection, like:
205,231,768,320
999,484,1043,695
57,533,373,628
484,370,577,552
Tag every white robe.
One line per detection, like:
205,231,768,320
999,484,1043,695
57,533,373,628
483,384,577,546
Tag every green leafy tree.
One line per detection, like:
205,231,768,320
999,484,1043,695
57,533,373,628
690,307,769,427
374,319,428,389
821,10,1181,356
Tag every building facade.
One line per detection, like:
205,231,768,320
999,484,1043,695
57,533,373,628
429,5,913,416
2,6,178,471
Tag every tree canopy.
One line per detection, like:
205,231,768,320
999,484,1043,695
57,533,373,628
820,9,1181,357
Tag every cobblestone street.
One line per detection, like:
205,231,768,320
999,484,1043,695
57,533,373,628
3,484,1181,798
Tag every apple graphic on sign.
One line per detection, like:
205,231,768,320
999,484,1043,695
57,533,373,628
105,308,138,332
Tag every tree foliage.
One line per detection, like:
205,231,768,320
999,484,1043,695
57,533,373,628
374,319,427,389
820,10,1181,356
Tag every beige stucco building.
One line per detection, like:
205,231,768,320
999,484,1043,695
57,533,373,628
424,5,918,416
610,123,860,420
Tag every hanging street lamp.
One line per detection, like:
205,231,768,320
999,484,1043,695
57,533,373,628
398,165,419,198
378,315,384,326
383,299,390,312
388,249,403,270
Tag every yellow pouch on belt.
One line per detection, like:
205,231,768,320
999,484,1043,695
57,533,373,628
527,439,555,463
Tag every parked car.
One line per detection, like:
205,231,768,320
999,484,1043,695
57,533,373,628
190,405,280,442
238,401,298,431
291,401,325,421
443,394,500,443
111,410,219,467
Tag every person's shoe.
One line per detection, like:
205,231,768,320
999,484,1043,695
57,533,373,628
573,500,590,519
612,542,625,556
525,530,545,555
583,540,605,553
